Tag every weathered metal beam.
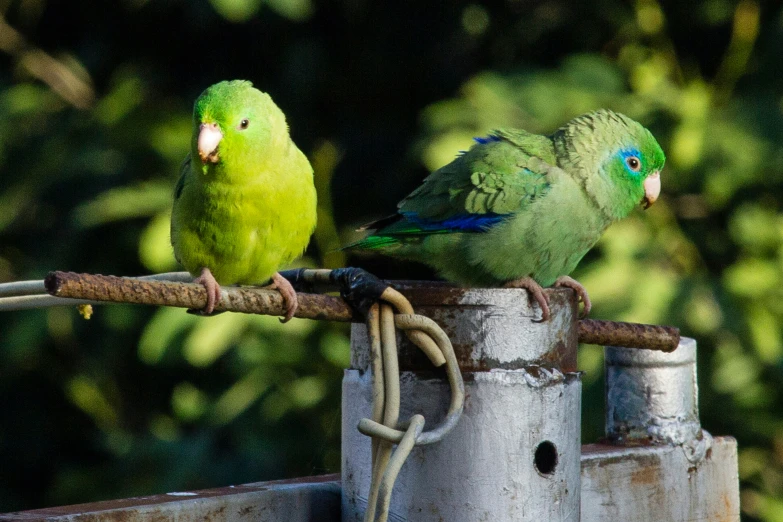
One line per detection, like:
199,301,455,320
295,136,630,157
0,438,740,522
581,438,740,521
0,475,341,522
43,271,679,352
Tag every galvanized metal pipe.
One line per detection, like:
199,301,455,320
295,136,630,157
342,287,583,521
604,338,711,463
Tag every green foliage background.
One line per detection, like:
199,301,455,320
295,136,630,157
0,0,781,519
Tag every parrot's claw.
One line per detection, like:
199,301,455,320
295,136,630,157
193,267,222,315
270,272,299,323
504,277,551,322
554,275,591,318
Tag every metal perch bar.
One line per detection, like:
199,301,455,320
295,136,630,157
0,272,200,311
0,272,194,298
33,270,679,351
44,270,356,322
578,319,680,353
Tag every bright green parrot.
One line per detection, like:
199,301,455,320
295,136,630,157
171,80,317,321
346,109,665,320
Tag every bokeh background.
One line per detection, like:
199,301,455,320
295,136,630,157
0,0,781,518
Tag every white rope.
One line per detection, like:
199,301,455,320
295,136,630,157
360,289,464,522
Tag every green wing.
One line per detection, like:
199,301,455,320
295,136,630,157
400,129,555,219
348,129,557,249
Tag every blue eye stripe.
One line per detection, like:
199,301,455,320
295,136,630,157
618,147,642,175
618,148,641,159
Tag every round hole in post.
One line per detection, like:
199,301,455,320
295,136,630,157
534,440,558,475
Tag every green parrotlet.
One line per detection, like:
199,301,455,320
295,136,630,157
171,80,317,321
346,109,665,320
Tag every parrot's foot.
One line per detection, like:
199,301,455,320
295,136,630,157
554,275,591,318
269,272,299,323
193,267,221,315
504,276,550,322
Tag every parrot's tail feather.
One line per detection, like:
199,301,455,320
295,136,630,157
342,235,400,251
356,214,400,232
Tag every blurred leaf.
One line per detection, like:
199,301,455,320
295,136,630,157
747,304,783,363
138,307,199,364
149,414,180,441
311,140,346,268
724,258,778,297
171,382,208,422
71,182,172,228
712,335,760,394
183,313,255,367
208,0,262,22
95,74,145,126
211,368,270,425
266,0,313,21
319,331,350,368
139,211,177,273
66,375,118,430
287,375,326,409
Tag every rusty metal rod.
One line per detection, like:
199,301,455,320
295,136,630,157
578,319,680,353
44,271,680,351
44,271,357,322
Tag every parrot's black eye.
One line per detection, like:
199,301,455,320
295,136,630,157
625,156,641,172
239,119,250,130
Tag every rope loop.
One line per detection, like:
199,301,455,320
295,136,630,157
360,289,465,522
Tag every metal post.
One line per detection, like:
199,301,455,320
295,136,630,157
342,285,582,521
605,337,704,449
580,338,740,521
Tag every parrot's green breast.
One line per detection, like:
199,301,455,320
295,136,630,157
172,162,316,285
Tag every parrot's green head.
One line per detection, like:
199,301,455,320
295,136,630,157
554,109,666,220
191,80,287,176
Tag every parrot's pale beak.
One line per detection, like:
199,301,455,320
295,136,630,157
642,171,661,209
198,123,223,164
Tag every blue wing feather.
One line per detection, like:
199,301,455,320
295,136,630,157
473,134,502,145
400,211,508,232
343,211,509,250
